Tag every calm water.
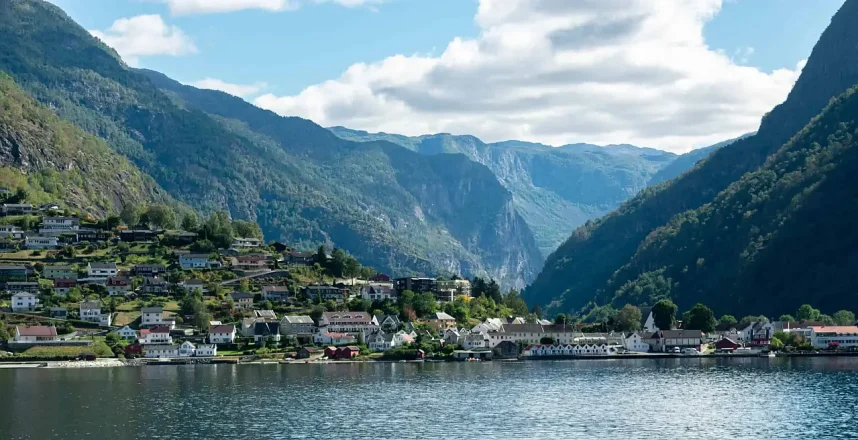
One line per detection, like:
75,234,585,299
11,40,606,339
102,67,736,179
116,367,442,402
2,358,858,439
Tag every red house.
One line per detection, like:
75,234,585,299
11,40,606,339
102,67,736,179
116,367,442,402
370,273,391,282
714,337,739,352
125,343,143,358
323,346,338,358
336,346,360,359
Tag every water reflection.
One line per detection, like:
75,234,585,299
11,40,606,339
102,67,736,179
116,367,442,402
2,358,858,439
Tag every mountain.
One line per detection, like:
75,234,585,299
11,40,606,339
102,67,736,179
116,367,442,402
0,0,542,289
0,72,173,216
329,127,678,256
647,133,754,186
524,0,858,315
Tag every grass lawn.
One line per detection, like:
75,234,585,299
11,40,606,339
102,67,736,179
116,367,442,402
20,341,112,358
113,311,140,327
0,250,48,260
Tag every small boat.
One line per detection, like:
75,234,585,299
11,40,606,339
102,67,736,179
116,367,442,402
760,351,776,358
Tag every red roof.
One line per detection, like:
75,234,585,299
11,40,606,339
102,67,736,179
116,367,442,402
150,326,171,334
324,332,349,338
210,325,235,334
16,325,57,337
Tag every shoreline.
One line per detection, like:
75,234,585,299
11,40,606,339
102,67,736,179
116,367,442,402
2,351,857,369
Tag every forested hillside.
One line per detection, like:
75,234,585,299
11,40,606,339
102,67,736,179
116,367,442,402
0,72,174,216
524,0,858,314
0,0,542,289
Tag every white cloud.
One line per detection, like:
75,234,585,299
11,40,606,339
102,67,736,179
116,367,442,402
160,0,383,15
188,78,268,98
254,0,806,153
90,15,196,67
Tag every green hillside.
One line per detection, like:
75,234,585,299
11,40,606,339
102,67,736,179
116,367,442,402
0,0,542,288
524,0,858,315
0,72,173,216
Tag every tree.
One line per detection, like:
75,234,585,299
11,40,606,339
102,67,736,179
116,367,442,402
503,291,529,316
833,310,856,326
105,332,120,346
142,204,177,229
778,314,796,322
819,314,835,325
485,279,502,303
201,210,234,249
652,299,677,330
120,204,140,227
681,303,716,333
310,305,325,324
0,321,9,341
105,215,121,230
531,303,543,319
539,336,556,345
181,212,199,232
232,220,262,239
414,292,437,317
554,313,567,325
719,315,737,325
615,304,643,332
796,304,821,321
770,337,784,351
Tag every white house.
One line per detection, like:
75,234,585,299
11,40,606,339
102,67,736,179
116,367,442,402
318,312,379,335
25,235,58,249
180,254,219,269
810,326,858,349
314,332,356,345
139,326,173,345
361,284,395,301
0,224,23,239
178,341,197,357
115,325,138,340
144,344,179,358
107,277,132,296
79,301,112,327
623,332,650,353
11,292,38,312
463,333,490,350
140,307,176,329
14,325,58,342
232,237,263,248
39,217,80,235
209,324,237,344
195,344,217,357
641,307,659,333
87,262,117,278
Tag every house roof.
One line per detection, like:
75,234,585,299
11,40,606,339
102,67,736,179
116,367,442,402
254,310,277,319
11,291,36,298
323,311,372,323
144,277,167,285
658,330,704,338
0,265,26,270
210,324,236,334
283,315,314,324
810,326,858,335
500,323,545,334
16,325,57,337
262,285,289,292
640,307,653,321
374,314,401,325
183,253,214,259
341,346,360,351
141,306,163,313
430,312,455,321
45,265,73,271
80,301,101,310
89,262,117,269
50,307,67,312
149,326,172,334
254,322,280,335
230,292,254,300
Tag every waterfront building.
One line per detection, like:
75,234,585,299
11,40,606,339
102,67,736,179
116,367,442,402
810,326,858,349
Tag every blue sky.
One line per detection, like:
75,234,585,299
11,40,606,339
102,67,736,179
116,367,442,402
48,0,848,151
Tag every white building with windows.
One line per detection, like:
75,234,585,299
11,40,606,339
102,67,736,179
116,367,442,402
25,235,58,249
87,262,117,278
623,332,650,353
79,301,112,326
39,217,80,235
810,326,858,349
11,292,38,312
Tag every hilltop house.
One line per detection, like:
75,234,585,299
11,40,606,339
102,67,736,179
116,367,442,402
142,277,170,295
11,292,38,312
361,285,395,302
279,315,315,341
0,265,27,281
133,264,167,276
375,314,401,332
286,251,313,266
87,262,117,278
43,265,77,280
14,325,58,343
262,285,291,302
80,301,112,326
427,312,457,331
2,204,33,215
230,254,270,271
435,279,472,302
6,281,39,294
140,307,177,329
253,322,281,344
49,307,68,319
120,229,159,242
180,254,220,269
115,326,138,341
393,277,437,295
0,224,23,239
229,292,254,309
232,237,264,248
53,278,77,295
182,279,205,294
107,277,132,296
25,235,58,249
39,217,80,235
304,285,348,302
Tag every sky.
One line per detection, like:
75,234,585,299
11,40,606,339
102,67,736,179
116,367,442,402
48,0,846,152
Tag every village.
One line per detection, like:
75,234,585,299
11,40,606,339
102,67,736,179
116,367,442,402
0,202,857,367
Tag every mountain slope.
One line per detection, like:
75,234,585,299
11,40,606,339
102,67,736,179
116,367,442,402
0,0,541,288
524,0,858,312
647,133,754,186
608,84,858,316
329,127,677,256
0,72,173,216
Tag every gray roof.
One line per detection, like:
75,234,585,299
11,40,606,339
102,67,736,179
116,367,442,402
500,324,545,334
145,344,179,351
89,262,117,269
658,330,704,338
431,312,455,321
283,315,314,324
230,292,254,300
141,307,163,313
80,301,101,310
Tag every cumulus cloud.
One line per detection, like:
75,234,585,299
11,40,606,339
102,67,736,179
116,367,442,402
253,0,805,152
159,0,383,15
188,78,268,98
90,15,196,67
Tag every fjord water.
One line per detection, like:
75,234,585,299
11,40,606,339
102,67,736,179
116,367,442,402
2,358,858,439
